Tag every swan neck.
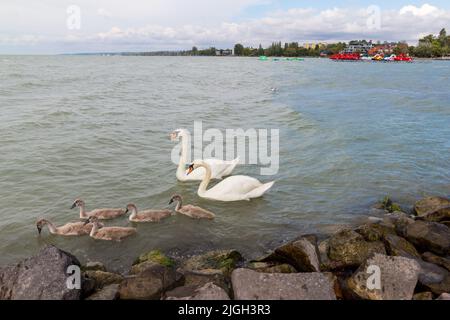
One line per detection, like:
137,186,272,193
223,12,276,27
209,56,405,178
175,199,182,211
198,162,212,195
129,208,138,220
90,223,99,237
79,205,88,219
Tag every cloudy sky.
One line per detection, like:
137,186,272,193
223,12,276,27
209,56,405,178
1,0,449,54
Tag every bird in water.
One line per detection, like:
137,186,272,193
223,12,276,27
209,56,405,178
84,216,137,241
36,218,97,236
125,203,172,223
71,199,126,220
169,194,215,220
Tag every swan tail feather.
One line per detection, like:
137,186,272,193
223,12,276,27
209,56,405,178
245,181,275,199
221,157,240,176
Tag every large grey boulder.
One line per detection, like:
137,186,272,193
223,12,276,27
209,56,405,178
422,252,450,272
417,260,450,295
165,282,230,300
414,196,450,217
231,268,336,300
347,254,420,300
383,234,420,259
327,230,386,269
405,221,450,255
0,245,83,300
260,235,320,272
419,207,450,223
119,263,184,300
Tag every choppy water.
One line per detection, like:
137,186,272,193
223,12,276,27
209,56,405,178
0,56,449,271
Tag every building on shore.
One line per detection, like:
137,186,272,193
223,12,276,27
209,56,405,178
215,49,233,56
344,40,374,54
302,42,327,50
368,44,395,56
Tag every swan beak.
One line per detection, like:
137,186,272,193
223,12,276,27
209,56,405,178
169,132,177,141
186,164,194,176
83,219,90,226
70,203,76,209
37,226,42,235
124,209,129,215
168,199,174,205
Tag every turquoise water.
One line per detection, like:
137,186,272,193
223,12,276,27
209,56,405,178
0,56,449,271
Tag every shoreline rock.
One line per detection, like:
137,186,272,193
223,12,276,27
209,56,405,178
347,254,421,300
405,220,450,255
165,282,230,300
257,235,320,272
327,230,386,269
413,196,450,217
0,245,83,300
119,263,184,300
231,268,336,300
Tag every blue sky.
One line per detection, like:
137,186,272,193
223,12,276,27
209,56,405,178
243,0,450,12
0,1,449,54
238,0,450,19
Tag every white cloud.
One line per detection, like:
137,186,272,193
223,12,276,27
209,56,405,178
399,3,440,17
91,5,450,47
1,2,450,53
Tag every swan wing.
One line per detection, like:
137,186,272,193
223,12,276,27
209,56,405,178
204,158,239,178
89,208,125,219
59,222,88,235
180,205,215,219
97,227,136,240
138,210,172,222
221,158,240,177
206,175,263,197
244,181,275,199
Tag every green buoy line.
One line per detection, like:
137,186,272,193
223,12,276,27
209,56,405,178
259,56,304,61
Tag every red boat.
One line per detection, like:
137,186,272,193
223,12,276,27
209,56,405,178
393,54,413,62
330,53,361,61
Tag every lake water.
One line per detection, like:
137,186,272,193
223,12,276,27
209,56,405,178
0,56,449,272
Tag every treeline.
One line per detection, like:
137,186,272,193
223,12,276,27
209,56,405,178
410,28,450,58
119,28,450,58
233,42,346,57
122,47,218,56
233,28,450,58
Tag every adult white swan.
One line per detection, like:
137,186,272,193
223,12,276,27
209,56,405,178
170,129,239,181
187,160,275,201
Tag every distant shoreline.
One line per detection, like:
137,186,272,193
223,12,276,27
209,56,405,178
60,54,450,61
2,53,450,61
